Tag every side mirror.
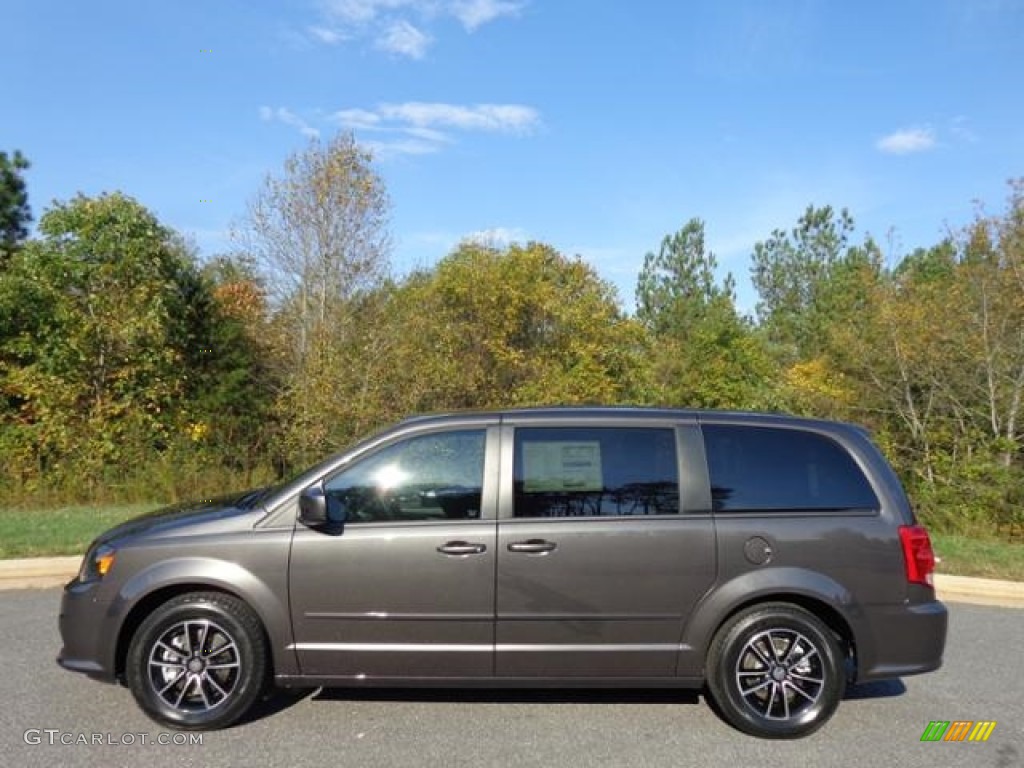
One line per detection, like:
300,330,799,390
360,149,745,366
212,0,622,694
298,484,327,525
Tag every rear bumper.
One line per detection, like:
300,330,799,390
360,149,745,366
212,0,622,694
57,577,119,683
856,599,948,682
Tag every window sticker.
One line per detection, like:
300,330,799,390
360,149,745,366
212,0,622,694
523,441,603,492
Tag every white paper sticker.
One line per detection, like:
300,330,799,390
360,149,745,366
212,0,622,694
522,441,603,492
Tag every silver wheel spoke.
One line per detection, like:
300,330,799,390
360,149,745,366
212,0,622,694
150,660,185,670
204,672,229,700
155,640,183,659
181,622,193,655
173,675,192,708
763,681,778,717
749,641,773,668
742,679,773,695
206,661,240,670
196,675,212,709
157,669,185,696
209,641,238,661
196,621,210,656
789,671,823,685
791,646,819,667
784,680,818,702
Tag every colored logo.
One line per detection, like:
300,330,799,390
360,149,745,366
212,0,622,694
920,721,997,742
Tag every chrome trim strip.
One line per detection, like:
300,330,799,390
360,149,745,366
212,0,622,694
304,612,492,620
288,642,679,653
499,644,678,653
289,643,493,652
305,613,679,621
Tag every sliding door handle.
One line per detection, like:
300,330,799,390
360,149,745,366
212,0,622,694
507,539,557,554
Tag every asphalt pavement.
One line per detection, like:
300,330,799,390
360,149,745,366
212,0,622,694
1,589,1021,768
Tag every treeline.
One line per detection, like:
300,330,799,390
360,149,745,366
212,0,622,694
0,139,1021,534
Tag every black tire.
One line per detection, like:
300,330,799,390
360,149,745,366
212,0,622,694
126,592,268,731
706,602,845,739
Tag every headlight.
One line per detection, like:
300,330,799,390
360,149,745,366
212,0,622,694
78,543,117,582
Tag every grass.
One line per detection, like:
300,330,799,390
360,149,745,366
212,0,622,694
1,506,1022,583
0,504,159,558
931,532,1024,582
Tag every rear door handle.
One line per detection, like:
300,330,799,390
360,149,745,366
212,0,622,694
507,539,557,554
437,541,487,556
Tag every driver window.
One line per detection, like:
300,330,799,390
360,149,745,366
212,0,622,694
324,430,486,522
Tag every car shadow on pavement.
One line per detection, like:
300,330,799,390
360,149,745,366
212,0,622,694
235,687,319,726
842,679,907,700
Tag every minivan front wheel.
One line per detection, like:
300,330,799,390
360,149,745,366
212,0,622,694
706,603,844,739
126,592,267,730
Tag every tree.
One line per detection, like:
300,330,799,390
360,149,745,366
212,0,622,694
0,193,227,495
0,150,31,265
308,240,650,450
239,132,391,466
419,241,648,409
636,219,775,408
751,205,861,359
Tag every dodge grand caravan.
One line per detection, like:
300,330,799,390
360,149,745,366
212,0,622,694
58,408,947,738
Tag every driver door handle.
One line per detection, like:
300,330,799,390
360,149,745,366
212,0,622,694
437,541,487,556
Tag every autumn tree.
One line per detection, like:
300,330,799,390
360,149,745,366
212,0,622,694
309,240,650,449
0,194,212,493
239,133,391,466
418,241,648,409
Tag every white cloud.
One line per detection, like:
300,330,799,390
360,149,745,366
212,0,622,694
270,100,539,154
331,108,384,130
309,0,525,57
308,25,345,44
322,0,419,25
876,127,937,155
450,0,524,31
378,102,540,133
376,19,432,58
259,106,320,139
463,226,528,245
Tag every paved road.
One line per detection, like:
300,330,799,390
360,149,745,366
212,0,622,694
1,589,1021,768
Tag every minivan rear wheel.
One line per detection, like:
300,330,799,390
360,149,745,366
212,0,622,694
706,603,844,739
126,592,267,730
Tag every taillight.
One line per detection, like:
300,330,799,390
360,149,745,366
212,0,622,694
899,525,936,587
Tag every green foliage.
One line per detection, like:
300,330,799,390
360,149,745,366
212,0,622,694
0,150,31,265
0,194,272,500
759,185,1024,534
637,219,777,408
414,241,648,409
265,240,650,469
751,205,874,360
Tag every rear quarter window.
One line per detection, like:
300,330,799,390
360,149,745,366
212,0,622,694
702,424,879,513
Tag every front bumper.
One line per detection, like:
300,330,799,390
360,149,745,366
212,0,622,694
57,577,120,683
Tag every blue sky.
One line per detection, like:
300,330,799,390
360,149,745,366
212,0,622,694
5,0,1023,312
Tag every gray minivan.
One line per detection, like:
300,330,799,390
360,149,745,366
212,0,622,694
58,408,947,738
